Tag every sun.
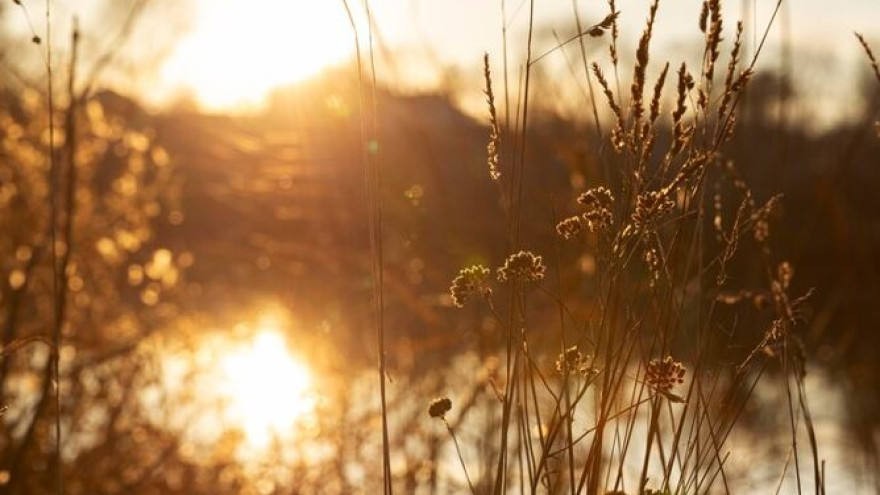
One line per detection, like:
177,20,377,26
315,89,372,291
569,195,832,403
218,322,316,448
161,0,356,110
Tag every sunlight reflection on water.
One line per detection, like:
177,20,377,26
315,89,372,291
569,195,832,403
158,308,321,461
153,333,874,493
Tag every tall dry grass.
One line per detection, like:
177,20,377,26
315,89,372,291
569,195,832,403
1,3,184,493
856,33,880,138
1,0,854,492
361,0,829,493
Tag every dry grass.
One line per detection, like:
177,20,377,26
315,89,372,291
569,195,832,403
408,1,827,493
856,33,880,137
11,0,880,493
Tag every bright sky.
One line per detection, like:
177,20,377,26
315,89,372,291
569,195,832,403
160,0,355,109
153,0,880,122
4,0,880,121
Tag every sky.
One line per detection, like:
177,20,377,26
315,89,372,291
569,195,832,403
4,0,880,124
159,0,880,127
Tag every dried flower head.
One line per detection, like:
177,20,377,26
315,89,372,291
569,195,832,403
449,265,492,307
646,356,686,394
577,187,615,232
497,251,546,283
555,346,594,376
585,209,614,233
428,397,452,419
556,216,583,240
633,191,676,229
577,186,614,209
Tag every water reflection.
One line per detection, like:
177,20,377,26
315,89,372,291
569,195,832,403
159,310,319,458
150,333,874,493
218,328,315,448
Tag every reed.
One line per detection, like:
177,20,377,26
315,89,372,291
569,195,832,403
432,1,824,493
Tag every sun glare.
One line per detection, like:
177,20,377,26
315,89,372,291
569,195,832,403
162,0,355,110
218,325,315,448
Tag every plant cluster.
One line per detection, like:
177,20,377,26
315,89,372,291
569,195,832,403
425,1,824,493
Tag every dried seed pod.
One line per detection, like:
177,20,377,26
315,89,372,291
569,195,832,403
428,397,452,419
646,356,686,394
497,251,546,283
449,265,492,307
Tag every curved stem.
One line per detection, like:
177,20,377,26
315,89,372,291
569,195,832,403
445,419,477,495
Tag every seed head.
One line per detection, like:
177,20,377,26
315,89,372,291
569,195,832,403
555,346,595,376
591,63,624,140
577,187,615,232
718,22,745,122
703,0,723,84
598,11,619,29
698,1,709,33
633,191,675,230
428,397,452,419
630,0,659,126
497,251,546,283
577,186,614,209
646,356,686,394
669,63,694,159
484,53,502,181
649,63,670,125
606,0,620,65
449,265,492,307
556,216,584,240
